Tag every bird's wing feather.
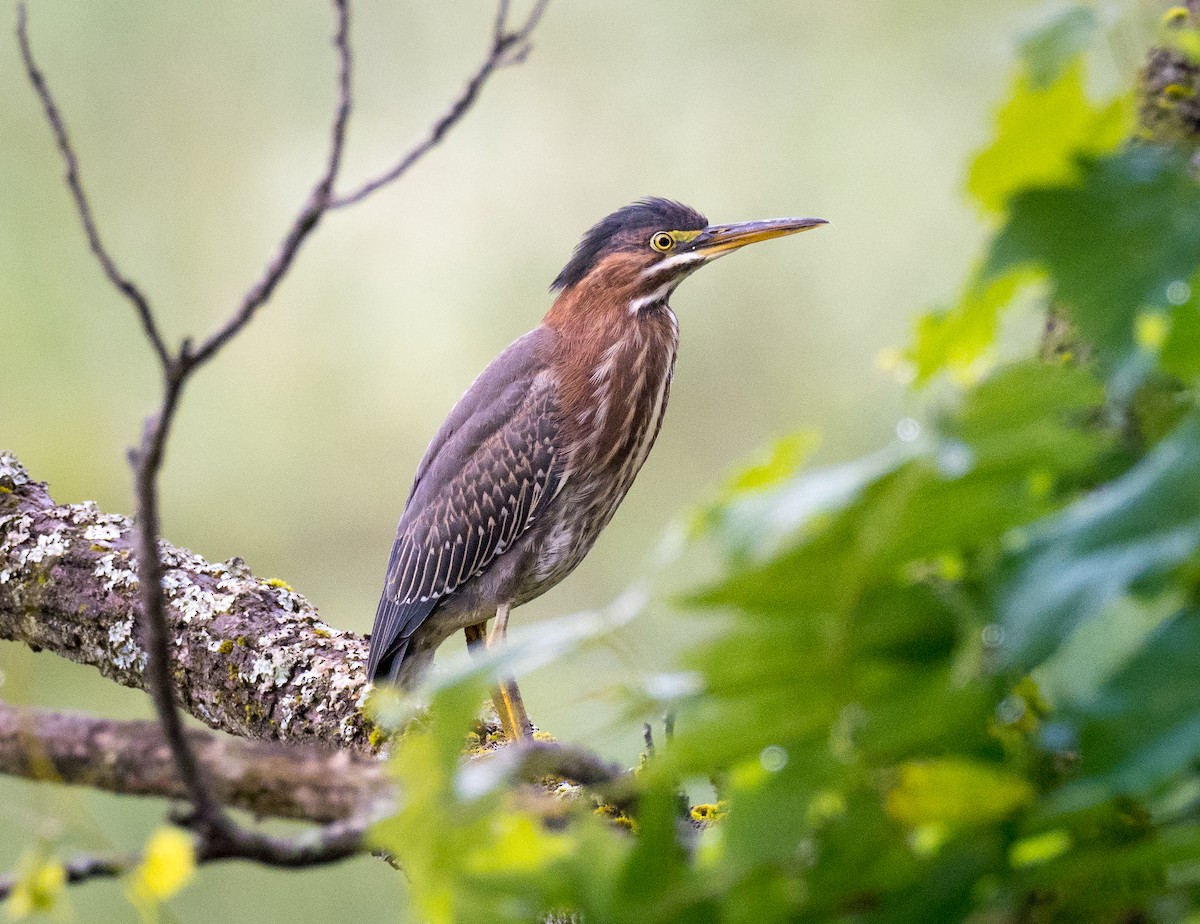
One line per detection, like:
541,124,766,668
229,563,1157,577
367,327,564,682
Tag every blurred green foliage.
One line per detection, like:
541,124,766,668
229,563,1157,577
362,9,1200,923
13,1,1200,922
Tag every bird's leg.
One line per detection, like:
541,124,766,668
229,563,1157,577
486,601,511,648
464,621,488,652
485,603,533,740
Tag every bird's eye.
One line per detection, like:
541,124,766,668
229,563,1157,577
650,231,675,253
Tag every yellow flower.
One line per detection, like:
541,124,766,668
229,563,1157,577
6,855,65,920
127,828,196,908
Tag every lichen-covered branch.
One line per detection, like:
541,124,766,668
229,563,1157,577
12,0,555,888
0,701,389,823
0,452,374,753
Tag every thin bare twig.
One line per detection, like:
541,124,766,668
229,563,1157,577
0,813,373,901
329,0,549,209
16,0,550,880
0,852,136,901
187,0,354,369
124,0,356,862
15,0,362,868
15,3,170,370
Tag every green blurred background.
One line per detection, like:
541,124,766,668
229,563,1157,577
0,0,1143,919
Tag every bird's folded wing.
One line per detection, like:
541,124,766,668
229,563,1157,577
367,336,563,679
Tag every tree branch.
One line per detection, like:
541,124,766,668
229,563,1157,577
0,701,389,823
0,451,374,753
15,3,169,368
14,0,550,880
187,0,353,369
1,453,640,791
329,0,549,209
0,852,135,902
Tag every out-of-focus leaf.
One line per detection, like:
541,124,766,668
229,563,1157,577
464,815,572,875
1010,829,1074,867
1062,606,1200,799
968,64,1128,214
703,442,915,563
673,360,1108,779
1162,272,1200,383
988,146,1200,374
722,432,818,495
945,359,1107,477
886,758,1034,827
1035,592,1180,707
128,828,195,905
1000,413,1200,668
1019,6,1101,89
905,268,1037,385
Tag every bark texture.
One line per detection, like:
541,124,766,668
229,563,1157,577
0,451,374,753
0,702,389,823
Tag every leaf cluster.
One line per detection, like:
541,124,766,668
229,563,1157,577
371,8,1200,922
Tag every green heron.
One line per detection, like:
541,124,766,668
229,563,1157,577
367,198,825,737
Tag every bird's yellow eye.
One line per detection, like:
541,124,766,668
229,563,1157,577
650,231,675,253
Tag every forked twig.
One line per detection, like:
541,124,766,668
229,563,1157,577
330,0,549,208
14,0,549,877
16,4,169,369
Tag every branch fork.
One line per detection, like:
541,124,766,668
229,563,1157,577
10,0,551,890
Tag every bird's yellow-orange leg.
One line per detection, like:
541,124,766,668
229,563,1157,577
464,607,533,740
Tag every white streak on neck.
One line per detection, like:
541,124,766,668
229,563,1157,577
628,278,676,314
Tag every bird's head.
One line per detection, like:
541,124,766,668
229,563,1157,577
549,197,826,318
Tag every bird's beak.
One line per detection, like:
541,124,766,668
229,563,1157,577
686,217,827,259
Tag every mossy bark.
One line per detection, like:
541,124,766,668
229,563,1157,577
0,451,374,753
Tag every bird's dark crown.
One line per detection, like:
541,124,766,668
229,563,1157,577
550,198,708,292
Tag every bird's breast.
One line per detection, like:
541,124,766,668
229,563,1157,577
527,308,679,588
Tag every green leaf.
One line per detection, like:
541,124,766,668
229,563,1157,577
701,442,914,563
1161,271,1200,383
721,432,818,495
1018,5,1102,90
968,63,1129,215
999,412,1200,668
988,146,1200,374
885,758,1034,827
5,852,66,920
1064,606,1200,798
905,268,1037,386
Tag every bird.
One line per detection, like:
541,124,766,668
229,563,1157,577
367,198,825,738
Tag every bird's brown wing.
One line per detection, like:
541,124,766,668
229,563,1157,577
368,327,564,683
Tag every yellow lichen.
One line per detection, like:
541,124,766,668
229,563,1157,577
265,578,293,591
218,639,234,655
1163,6,1190,27
594,803,635,831
690,802,728,826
